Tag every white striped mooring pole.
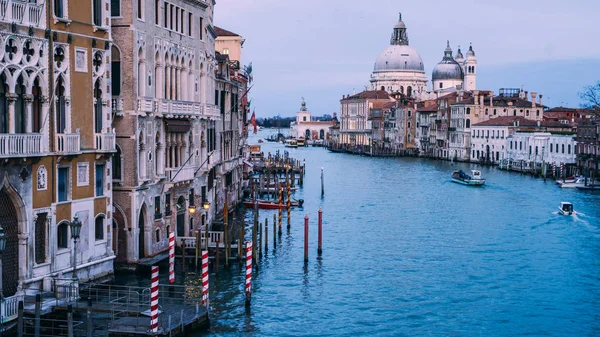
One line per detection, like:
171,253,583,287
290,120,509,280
245,241,253,306
201,250,209,308
169,231,175,284
150,266,159,333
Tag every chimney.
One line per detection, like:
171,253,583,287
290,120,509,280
473,90,479,105
489,91,494,107
531,92,537,108
525,91,529,101
480,93,484,107
539,94,543,107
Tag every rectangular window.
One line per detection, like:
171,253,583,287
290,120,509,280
111,0,120,17
137,0,143,20
189,188,195,206
95,164,104,196
165,193,171,216
163,3,168,27
170,4,173,30
214,90,219,107
175,7,178,32
111,60,121,95
155,0,159,24
54,0,64,18
562,144,565,153
34,213,48,264
201,186,206,203
58,167,70,202
188,13,192,36
154,195,162,219
199,17,203,40
180,9,184,33
93,0,103,26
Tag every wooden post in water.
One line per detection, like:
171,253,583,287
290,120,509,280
287,169,291,229
34,293,41,337
259,222,263,257
318,208,323,255
67,304,73,337
321,167,324,196
182,238,186,272
215,238,219,276
238,225,244,263
273,213,277,248
86,299,93,337
17,301,23,337
224,192,229,268
304,214,309,262
252,216,257,266
278,187,283,235
265,218,269,252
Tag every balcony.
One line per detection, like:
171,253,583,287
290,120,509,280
56,132,81,155
95,131,116,153
158,100,203,118
166,165,195,183
137,97,154,114
204,104,220,118
0,0,45,28
448,127,457,132
111,96,124,116
0,133,45,158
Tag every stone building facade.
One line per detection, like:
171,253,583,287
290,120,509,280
111,0,220,263
0,0,116,302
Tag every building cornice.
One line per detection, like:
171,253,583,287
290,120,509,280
182,0,209,9
207,25,217,39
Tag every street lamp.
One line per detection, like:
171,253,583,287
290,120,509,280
70,215,82,280
0,226,6,335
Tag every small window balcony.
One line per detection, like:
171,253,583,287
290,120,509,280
55,132,81,155
0,0,46,28
95,130,116,153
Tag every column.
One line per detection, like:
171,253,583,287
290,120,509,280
24,94,33,133
166,65,171,100
7,93,17,133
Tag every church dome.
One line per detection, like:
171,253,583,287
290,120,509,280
374,45,425,72
432,41,463,81
373,13,424,73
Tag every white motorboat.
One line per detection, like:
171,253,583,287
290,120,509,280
556,175,583,186
451,170,486,186
558,202,574,215
284,139,298,148
560,177,587,189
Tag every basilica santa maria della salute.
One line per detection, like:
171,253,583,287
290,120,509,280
370,13,477,98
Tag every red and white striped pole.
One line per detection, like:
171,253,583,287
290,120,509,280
150,266,159,333
169,232,175,284
245,241,252,306
201,250,209,307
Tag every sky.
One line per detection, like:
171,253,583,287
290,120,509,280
214,0,600,118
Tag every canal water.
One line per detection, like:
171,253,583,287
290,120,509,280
170,130,599,336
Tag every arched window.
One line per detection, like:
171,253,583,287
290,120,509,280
399,86,404,94
0,73,7,133
407,86,412,97
15,75,26,133
466,119,470,128
95,215,105,241
113,145,122,181
111,46,121,96
320,129,325,139
57,221,69,249
56,76,66,134
137,48,145,97
381,86,385,91
466,108,471,115
94,79,103,133
33,78,43,133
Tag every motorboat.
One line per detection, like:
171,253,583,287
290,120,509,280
451,170,486,186
558,202,574,215
243,199,304,209
297,138,305,147
560,177,587,189
576,184,600,191
556,175,583,186
285,139,298,148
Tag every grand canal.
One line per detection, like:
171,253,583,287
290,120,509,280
190,130,600,336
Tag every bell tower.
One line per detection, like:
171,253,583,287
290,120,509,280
463,43,477,91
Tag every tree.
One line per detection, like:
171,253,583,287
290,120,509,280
579,81,600,115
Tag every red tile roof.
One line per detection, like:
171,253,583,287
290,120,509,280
472,116,567,128
214,26,240,37
342,90,392,101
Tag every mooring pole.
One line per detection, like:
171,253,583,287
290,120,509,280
318,208,323,255
321,167,324,196
17,301,23,337
304,214,309,263
264,218,269,252
34,294,41,337
67,304,73,337
86,299,93,337
273,213,277,248
245,241,252,307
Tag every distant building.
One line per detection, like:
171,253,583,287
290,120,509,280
338,91,394,146
215,26,245,66
289,100,335,141
575,120,599,178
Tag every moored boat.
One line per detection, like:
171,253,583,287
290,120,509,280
285,139,298,148
560,177,587,189
558,202,574,215
297,138,305,147
243,199,304,209
451,170,486,186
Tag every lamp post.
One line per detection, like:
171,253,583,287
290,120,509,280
70,215,82,280
0,226,6,335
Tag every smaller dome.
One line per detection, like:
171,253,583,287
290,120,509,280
394,13,406,29
432,41,463,81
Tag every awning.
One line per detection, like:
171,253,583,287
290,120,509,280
165,119,191,133
243,160,254,168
